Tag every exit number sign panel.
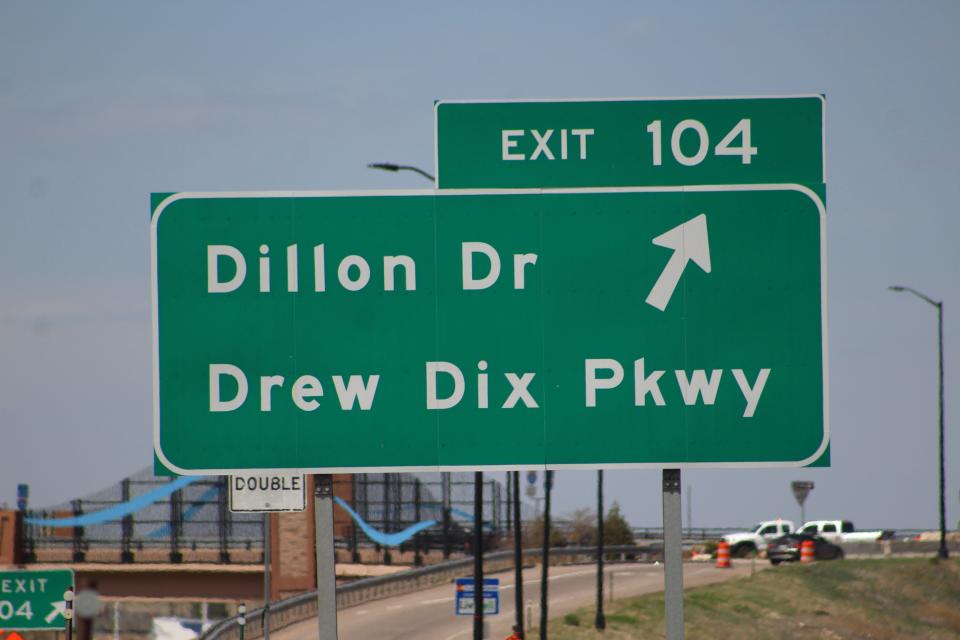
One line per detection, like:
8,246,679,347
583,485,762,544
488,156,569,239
434,96,824,188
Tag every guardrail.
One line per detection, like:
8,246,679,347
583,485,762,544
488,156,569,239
200,544,649,640
840,538,960,558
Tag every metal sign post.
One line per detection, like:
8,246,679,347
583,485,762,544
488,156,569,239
512,470,524,638
662,470,683,640
473,472,484,640
791,481,815,525
313,475,337,640
595,469,605,631
539,471,553,640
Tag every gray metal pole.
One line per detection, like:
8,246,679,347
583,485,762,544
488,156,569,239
263,513,271,640
313,475,338,640
937,302,948,559
890,286,949,560
662,469,684,640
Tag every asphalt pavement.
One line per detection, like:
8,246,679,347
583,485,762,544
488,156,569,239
271,559,756,640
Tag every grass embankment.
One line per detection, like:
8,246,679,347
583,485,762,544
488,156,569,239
543,558,960,639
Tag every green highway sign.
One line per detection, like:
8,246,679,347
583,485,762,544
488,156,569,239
152,186,827,473
0,569,73,630
435,96,824,189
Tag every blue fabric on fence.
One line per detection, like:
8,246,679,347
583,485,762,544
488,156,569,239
451,507,494,529
24,476,201,527
333,496,436,547
146,483,222,538
24,478,483,545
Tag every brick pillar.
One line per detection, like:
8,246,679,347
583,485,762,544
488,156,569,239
331,474,354,538
270,476,317,600
0,510,22,564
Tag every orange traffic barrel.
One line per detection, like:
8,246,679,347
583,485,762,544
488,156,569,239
800,539,815,563
716,541,731,568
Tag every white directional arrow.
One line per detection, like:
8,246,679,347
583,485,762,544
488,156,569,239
645,213,711,311
45,601,67,624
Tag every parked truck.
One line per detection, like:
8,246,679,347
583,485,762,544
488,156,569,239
722,519,795,557
799,520,894,543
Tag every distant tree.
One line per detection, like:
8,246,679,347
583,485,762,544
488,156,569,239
604,502,634,545
523,515,568,548
565,507,597,546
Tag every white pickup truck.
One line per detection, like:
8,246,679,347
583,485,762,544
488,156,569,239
799,520,893,543
722,519,795,557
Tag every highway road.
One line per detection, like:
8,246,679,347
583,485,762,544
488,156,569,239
273,560,755,640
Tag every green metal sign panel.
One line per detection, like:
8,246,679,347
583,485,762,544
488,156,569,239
152,186,827,474
0,569,73,630
435,96,824,189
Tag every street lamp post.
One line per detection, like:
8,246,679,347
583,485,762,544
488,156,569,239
367,162,435,184
889,285,949,560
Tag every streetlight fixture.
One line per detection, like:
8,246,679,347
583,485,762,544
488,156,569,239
889,285,949,559
367,162,435,184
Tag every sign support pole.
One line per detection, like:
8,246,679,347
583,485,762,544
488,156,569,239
512,471,524,638
65,587,75,640
538,470,553,640
595,470,605,630
662,469,683,640
263,512,271,640
442,472,452,560
473,472,484,640
313,475,338,640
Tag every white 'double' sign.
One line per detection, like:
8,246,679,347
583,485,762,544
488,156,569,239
229,474,306,512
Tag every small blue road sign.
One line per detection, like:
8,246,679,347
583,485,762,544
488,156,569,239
455,578,499,616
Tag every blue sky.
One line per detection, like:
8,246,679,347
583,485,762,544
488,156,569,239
1,1,958,530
